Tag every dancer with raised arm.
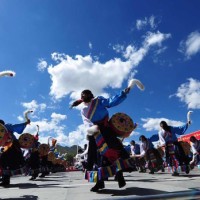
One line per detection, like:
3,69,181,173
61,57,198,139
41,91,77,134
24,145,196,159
70,79,144,192
158,112,192,176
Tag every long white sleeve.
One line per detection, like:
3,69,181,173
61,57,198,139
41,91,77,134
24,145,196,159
80,143,89,157
158,129,166,146
130,145,135,156
140,143,146,157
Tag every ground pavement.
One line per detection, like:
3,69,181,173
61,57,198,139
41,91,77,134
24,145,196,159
0,168,200,200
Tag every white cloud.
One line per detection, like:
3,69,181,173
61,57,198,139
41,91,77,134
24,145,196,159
175,78,200,109
48,54,133,100
113,44,124,53
89,42,92,49
37,59,48,72
21,100,47,112
142,117,185,132
19,100,47,121
47,31,171,102
136,18,148,30
136,15,158,30
154,46,168,55
178,31,200,59
149,15,157,29
144,31,171,47
123,46,147,66
123,31,171,66
51,52,66,62
17,115,24,122
51,112,67,122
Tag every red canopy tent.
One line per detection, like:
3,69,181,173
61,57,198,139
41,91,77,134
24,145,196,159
178,130,200,143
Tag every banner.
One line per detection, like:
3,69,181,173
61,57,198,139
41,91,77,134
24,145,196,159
178,130,200,143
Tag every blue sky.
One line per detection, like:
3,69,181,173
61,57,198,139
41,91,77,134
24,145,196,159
0,0,200,147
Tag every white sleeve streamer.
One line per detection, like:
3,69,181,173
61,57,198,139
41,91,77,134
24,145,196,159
0,70,16,77
24,110,33,121
36,125,39,135
128,79,145,91
187,111,193,125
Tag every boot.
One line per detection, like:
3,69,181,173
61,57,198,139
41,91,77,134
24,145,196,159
90,180,105,192
149,169,154,174
185,165,190,174
172,171,179,176
0,175,10,187
139,168,146,173
116,171,126,188
29,175,37,180
39,173,46,178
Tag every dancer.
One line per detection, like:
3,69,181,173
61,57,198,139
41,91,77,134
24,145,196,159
76,143,89,171
70,79,144,192
28,126,41,180
189,136,200,167
158,118,191,176
0,118,30,187
130,140,146,173
133,135,163,174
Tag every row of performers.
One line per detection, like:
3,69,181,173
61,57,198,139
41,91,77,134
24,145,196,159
76,121,199,179
0,118,67,187
128,127,200,176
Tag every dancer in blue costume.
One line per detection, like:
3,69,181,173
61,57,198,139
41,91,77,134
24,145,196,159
0,118,30,187
71,86,138,192
158,120,191,176
133,135,164,174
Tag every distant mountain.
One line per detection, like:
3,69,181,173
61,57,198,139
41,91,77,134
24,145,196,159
56,144,83,156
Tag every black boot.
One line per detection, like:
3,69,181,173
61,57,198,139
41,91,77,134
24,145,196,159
139,168,146,173
90,180,105,192
116,171,126,188
149,169,154,174
39,173,46,178
29,172,38,180
185,165,190,174
0,175,10,187
172,171,179,176
29,175,37,180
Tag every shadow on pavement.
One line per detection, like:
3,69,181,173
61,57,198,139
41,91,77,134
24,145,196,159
5,183,75,189
179,174,200,178
98,187,200,199
124,178,159,182
97,187,167,196
0,195,38,200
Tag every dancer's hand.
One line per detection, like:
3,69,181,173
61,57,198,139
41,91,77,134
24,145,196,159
124,87,131,94
26,119,31,125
